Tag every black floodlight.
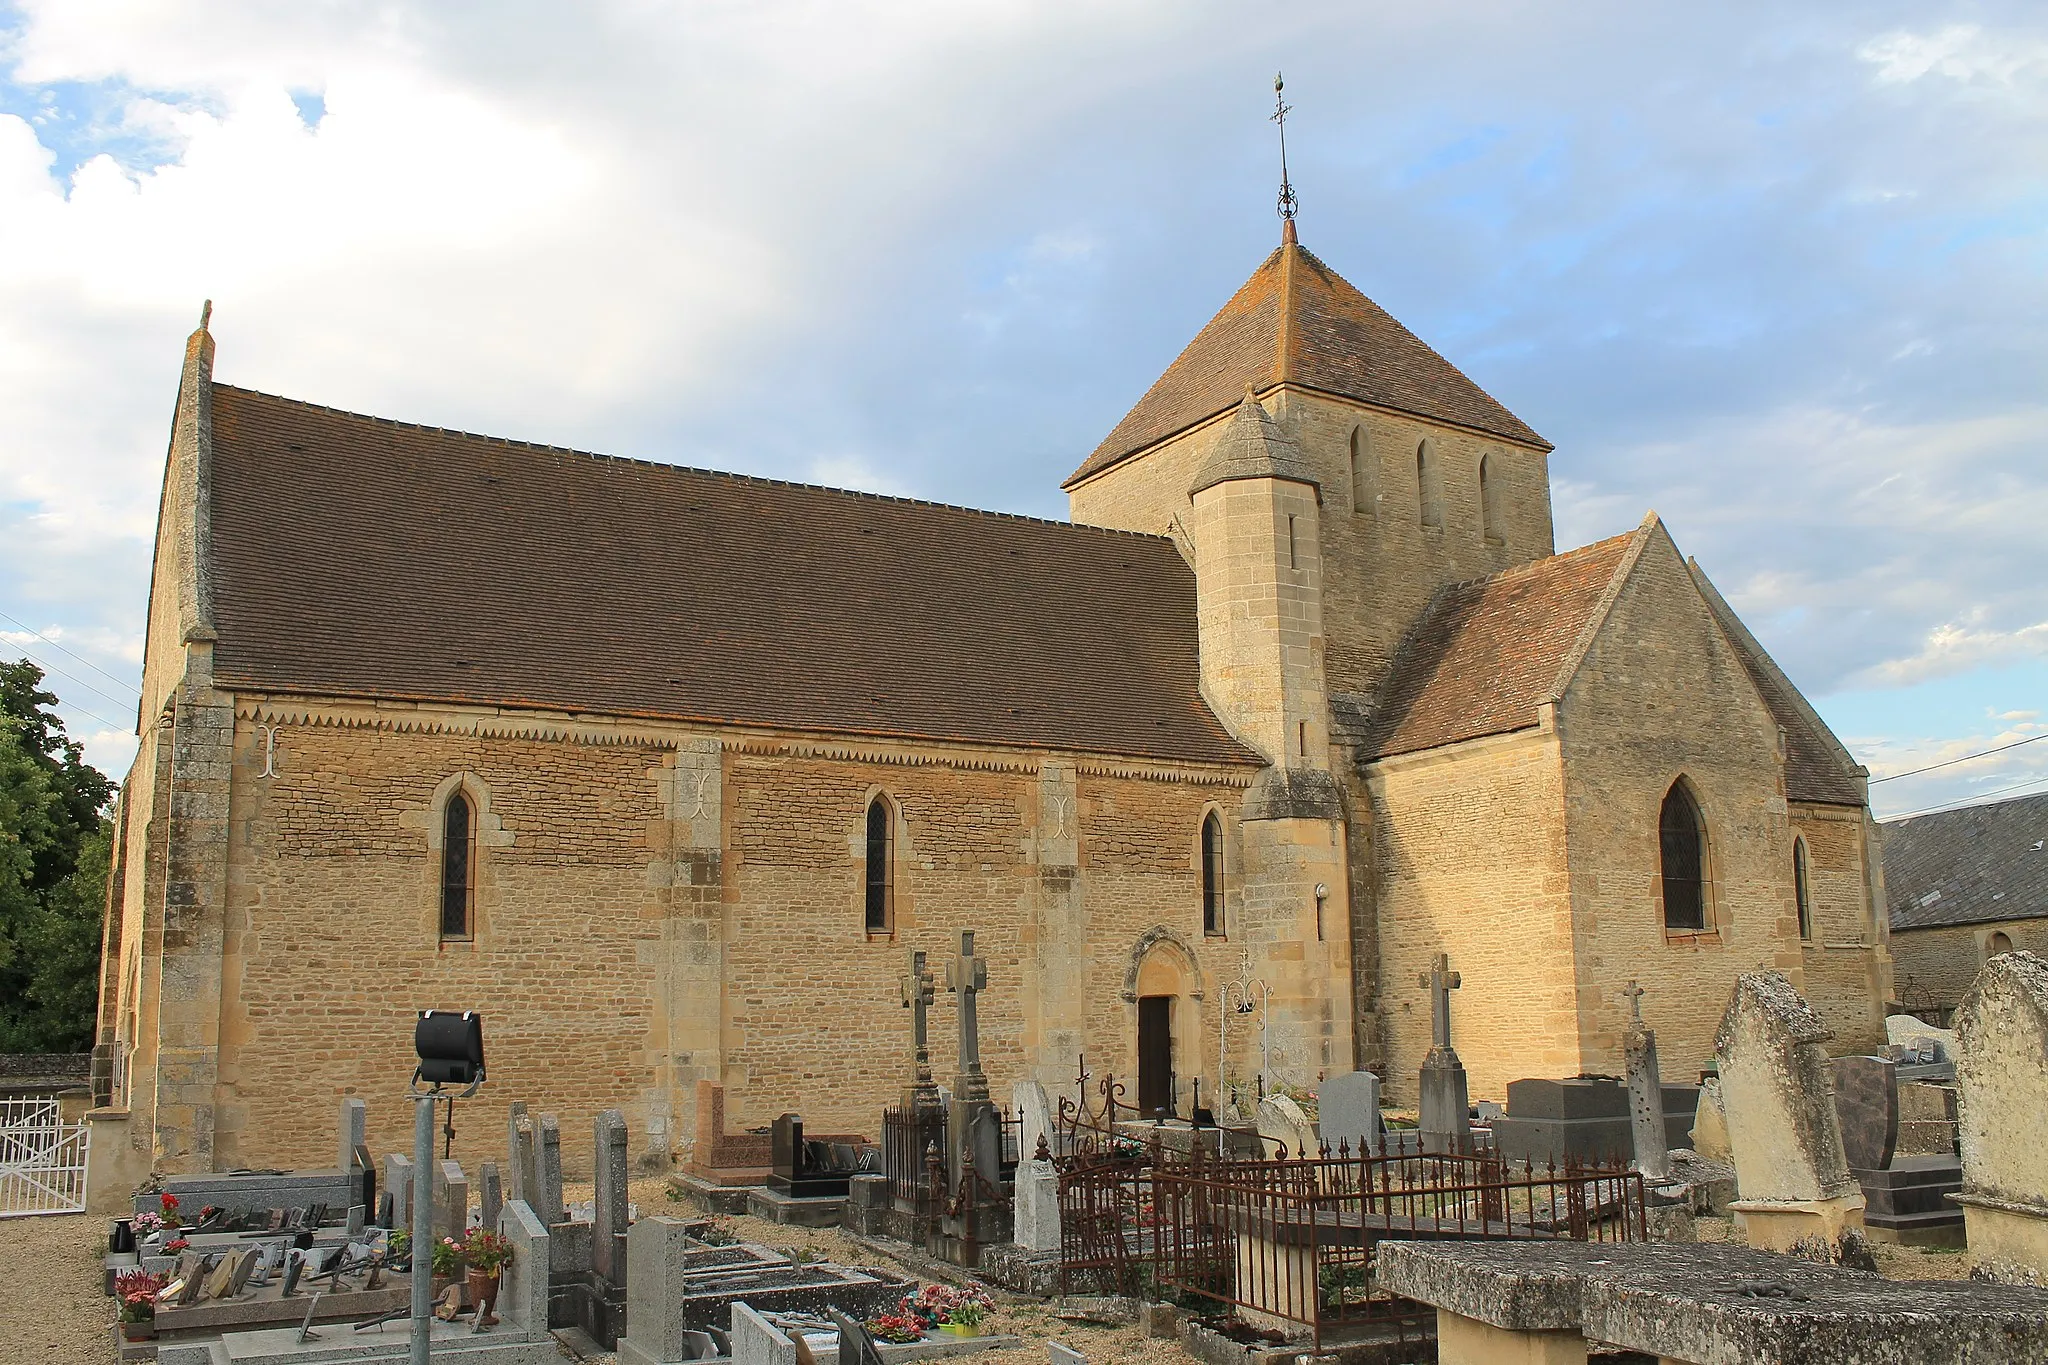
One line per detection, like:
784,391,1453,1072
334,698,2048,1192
414,1010,485,1088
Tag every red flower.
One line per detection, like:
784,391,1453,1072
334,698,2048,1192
160,1193,180,1211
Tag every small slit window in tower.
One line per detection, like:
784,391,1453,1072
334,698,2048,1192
1480,452,1506,546
1659,780,1707,932
1201,812,1225,936
1794,837,1813,941
1350,428,1376,516
864,796,894,934
1418,440,1444,529
441,791,473,939
1299,720,1309,757
1287,515,1299,569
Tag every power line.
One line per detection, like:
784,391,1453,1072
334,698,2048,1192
0,645,139,724
1888,773,2048,822
0,610,141,696
1868,732,2048,784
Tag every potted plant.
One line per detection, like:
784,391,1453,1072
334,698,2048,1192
114,1270,166,1341
386,1229,412,1272
866,1311,926,1344
158,1192,183,1229
940,1298,988,1338
430,1235,465,1297
462,1228,512,1326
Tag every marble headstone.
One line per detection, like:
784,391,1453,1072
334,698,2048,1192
1832,1055,1900,1173
1318,1072,1383,1156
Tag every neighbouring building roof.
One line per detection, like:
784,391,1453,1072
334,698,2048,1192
1688,562,1868,808
1884,791,2048,932
204,386,1260,768
1064,229,1548,489
1359,528,1640,760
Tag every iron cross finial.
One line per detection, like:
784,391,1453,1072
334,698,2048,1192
1272,73,1298,225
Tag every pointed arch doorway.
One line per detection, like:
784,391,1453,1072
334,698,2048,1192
1123,926,1206,1120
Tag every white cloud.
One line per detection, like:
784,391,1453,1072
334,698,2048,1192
1859,24,2048,92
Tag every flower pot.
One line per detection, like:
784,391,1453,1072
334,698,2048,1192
466,1268,502,1327
939,1323,981,1338
120,1319,157,1342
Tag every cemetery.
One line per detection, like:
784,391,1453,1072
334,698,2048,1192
22,940,2048,1364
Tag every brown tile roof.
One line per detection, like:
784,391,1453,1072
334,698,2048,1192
1885,792,2048,931
204,386,1259,767
1360,531,1639,760
1688,562,1868,807
1065,234,1548,488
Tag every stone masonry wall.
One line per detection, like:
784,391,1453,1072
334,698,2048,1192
1366,727,1578,1108
1789,806,1888,1050
1556,530,1806,1086
1893,919,2048,1017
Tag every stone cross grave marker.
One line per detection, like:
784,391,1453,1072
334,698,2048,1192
900,949,942,1114
947,930,990,1102
1418,952,1470,1154
595,1108,630,1289
1714,970,1863,1252
1622,981,1672,1183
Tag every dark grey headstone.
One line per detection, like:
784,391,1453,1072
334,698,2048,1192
1833,1054,1900,1173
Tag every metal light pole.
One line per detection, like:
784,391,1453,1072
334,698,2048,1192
409,1010,485,1365
410,1092,435,1365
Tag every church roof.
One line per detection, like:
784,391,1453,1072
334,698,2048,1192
1359,530,1638,761
203,385,1260,768
1884,791,2048,931
1064,232,1549,489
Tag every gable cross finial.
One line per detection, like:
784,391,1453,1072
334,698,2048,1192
1272,73,1298,228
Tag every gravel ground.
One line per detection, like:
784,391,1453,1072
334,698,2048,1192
12,1212,120,1365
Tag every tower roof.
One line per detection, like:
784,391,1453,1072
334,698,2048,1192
1189,387,1320,498
1065,235,1549,489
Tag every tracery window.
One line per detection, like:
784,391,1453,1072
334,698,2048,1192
864,796,894,934
441,791,474,939
1794,837,1813,941
1201,812,1225,936
1659,780,1708,933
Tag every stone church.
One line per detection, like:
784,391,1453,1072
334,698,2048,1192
91,222,1894,1177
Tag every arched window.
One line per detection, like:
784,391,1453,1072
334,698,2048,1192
1417,440,1444,529
1793,838,1813,941
864,796,894,934
1479,452,1505,545
441,791,473,938
1658,781,1707,932
1201,812,1225,936
1988,931,2013,957
1350,428,1377,516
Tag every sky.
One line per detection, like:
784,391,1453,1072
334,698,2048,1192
0,0,2043,824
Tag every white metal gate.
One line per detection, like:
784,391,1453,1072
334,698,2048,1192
0,1098,90,1217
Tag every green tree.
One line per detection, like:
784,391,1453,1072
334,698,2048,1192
0,660,116,1052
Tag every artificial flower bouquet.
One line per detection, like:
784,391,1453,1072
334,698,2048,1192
114,1270,166,1323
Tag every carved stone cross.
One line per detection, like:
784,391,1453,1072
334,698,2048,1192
1418,952,1461,1051
900,950,939,1109
947,930,990,1102
1623,979,1646,1026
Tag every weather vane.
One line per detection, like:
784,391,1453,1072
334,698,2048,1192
1272,72,1297,223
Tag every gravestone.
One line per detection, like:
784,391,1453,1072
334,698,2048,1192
1832,1055,1900,1173
383,1155,414,1236
479,1161,503,1232
620,1216,697,1365
1014,1144,1060,1253
506,1101,530,1205
438,1159,469,1239
1014,1079,1055,1161
1714,971,1865,1252
1953,950,2048,1283
900,949,943,1115
498,1198,553,1343
946,931,1003,1191
538,1113,567,1225
1319,1071,1383,1156
1417,954,1471,1154
732,1302,797,1365
1887,1014,1957,1064
1622,982,1672,1183
595,1108,630,1289
768,1115,856,1198
1689,1076,1731,1162
1255,1094,1318,1158
337,1098,367,1176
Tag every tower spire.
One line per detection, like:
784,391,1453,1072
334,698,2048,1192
1272,72,1298,237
